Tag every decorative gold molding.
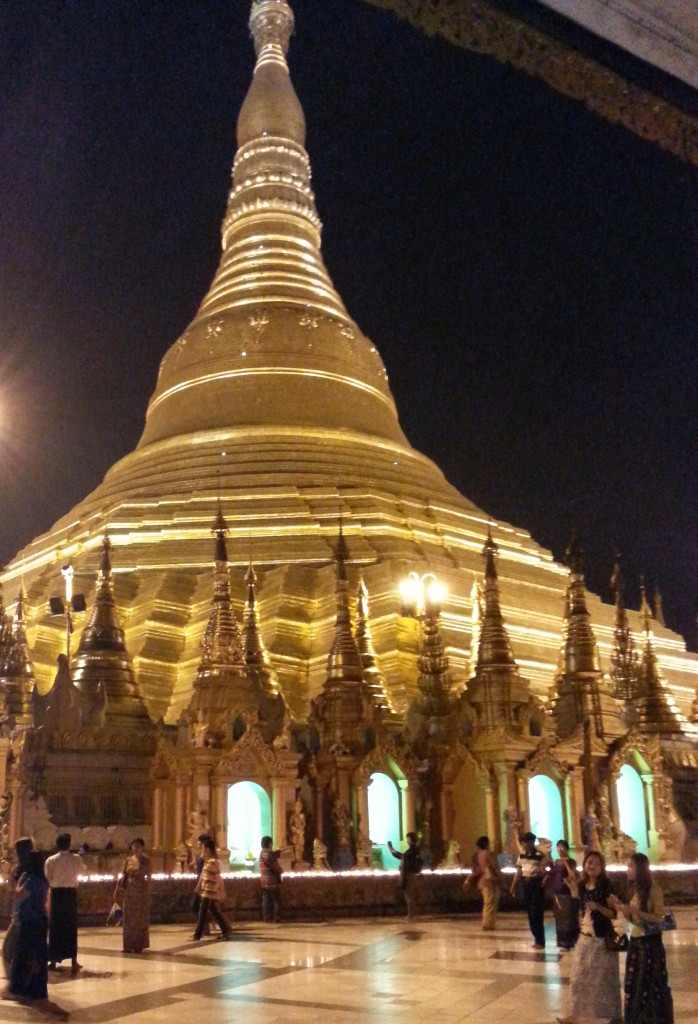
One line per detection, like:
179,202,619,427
361,0,698,165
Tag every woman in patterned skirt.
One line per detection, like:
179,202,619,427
116,838,151,954
556,850,622,1024
611,853,674,1024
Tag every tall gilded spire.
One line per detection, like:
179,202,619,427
553,536,610,739
198,510,246,673
355,577,391,714
139,0,406,450
609,555,640,702
634,584,684,734
0,583,34,726
467,530,528,731
242,562,280,697
314,528,369,750
71,537,151,727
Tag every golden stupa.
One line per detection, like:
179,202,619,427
3,0,697,736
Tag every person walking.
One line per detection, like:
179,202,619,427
510,831,550,948
192,839,233,941
45,833,85,974
557,850,622,1024
387,833,423,919
469,836,504,931
611,852,674,1023
116,838,151,954
191,833,212,935
2,837,34,980
259,836,283,922
545,839,579,950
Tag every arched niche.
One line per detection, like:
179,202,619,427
368,772,400,868
616,763,649,855
227,781,271,869
527,774,565,846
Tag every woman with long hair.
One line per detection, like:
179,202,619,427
545,839,579,951
556,850,622,1024
611,853,674,1023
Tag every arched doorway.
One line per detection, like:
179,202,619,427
227,781,272,869
528,774,565,846
368,772,400,868
616,764,648,855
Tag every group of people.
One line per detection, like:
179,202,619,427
467,830,674,1024
1,833,83,1018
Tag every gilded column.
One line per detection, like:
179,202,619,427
641,773,660,863
356,780,370,840
398,779,415,838
151,786,164,850
271,779,286,849
484,782,498,844
212,783,230,858
516,771,529,831
174,782,185,847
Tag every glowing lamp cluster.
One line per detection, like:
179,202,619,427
399,571,447,618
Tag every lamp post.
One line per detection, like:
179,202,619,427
399,571,446,621
48,564,86,662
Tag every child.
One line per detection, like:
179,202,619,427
259,836,283,922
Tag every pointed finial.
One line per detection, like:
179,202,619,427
482,523,498,579
249,0,295,61
334,519,349,580
564,531,584,576
99,534,112,579
653,585,666,627
212,501,229,564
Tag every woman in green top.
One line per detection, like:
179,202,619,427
611,853,673,1024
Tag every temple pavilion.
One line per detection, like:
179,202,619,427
0,0,696,871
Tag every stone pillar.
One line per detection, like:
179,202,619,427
398,779,416,839
174,782,185,847
516,771,529,831
212,783,230,861
355,779,370,839
484,782,498,845
440,784,455,845
569,767,586,854
152,786,164,850
641,773,660,863
271,779,286,849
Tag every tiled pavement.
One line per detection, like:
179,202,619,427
1,908,696,1023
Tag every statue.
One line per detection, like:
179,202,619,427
355,830,373,870
443,839,462,867
332,802,352,849
288,799,306,867
312,837,330,871
613,831,637,863
583,804,601,850
187,803,210,851
503,806,521,855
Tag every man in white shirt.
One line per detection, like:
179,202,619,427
44,833,85,973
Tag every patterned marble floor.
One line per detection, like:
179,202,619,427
2,908,696,1023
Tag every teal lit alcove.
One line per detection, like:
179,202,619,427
527,774,564,846
368,772,400,868
616,764,648,855
227,781,271,869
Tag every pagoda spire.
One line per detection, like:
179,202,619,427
0,583,34,727
634,584,684,734
242,562,280,697
609,555,640,702
138,0,406,451
467,529,528,731
314,528,369,750
355,577,392,714
553,536,609,739
71,536,151,727
199,509,246,674
653,585,666,627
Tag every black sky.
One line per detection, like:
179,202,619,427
0,1,696,646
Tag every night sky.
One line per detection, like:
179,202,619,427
0,1,696,646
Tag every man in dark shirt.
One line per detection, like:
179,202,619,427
388,833,423,919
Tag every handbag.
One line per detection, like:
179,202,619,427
605,929,629,952
642,911,676,936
